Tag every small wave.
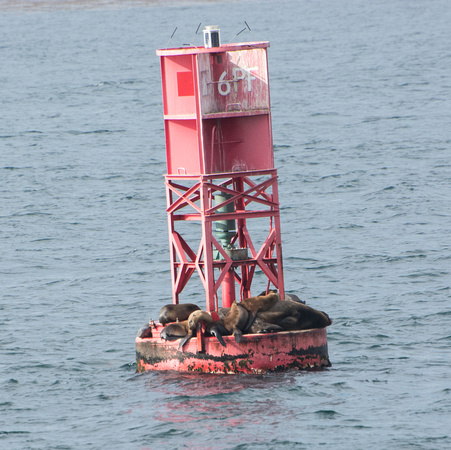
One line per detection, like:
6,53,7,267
67,129,126,135
11,211,52,217
0,400,13,407
337,223,364,229
361,115,416,123
310,112,339,117
402,270,449,279
315,409,341,418
305,263,339,270
0,431,31,435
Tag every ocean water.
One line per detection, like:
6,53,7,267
1,0,450,448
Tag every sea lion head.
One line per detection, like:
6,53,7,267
187,310,213,330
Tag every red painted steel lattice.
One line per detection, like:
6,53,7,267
166,169,284,310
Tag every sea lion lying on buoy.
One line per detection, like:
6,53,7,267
136,323,153,339
241,292,279,315
188,310,226,348
214,301,251,343
160,320,190,344
258,289,306,304
284,293,305,304
158,303,200,325
248,299,332,334
160,310,226,349
214,293,280,343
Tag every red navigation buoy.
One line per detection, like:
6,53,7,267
135,30,331,374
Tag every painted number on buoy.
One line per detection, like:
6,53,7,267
218,67,258,96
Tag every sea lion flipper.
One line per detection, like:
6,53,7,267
215,332,227,347
233,328,243,343
213,321,229,336
207,322,228,347
178,330,194,349
209,325,227,347
161,332,183,341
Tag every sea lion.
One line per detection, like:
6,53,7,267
258,289,306,304
247,317,285,334
214,301,252,343
248,299,332,334
213,292,279,343
284,293,305,305
160,320,190,342
230,292,280,334
217,307,230,319
258,289,278,297
161,310,226,349
187,310,213,330
217,291,280,319
136,323,153,339
186,310,227,347
206,322,227,347
177,310,213,348
241,292,279,315
158,303,200,325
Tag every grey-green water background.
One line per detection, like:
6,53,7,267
1,0,450,448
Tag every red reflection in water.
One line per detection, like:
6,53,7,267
137,370,298,427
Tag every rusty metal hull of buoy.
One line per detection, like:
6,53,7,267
136,325,330,374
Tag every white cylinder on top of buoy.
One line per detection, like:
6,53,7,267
203,25,221,48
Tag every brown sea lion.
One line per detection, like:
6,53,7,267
213,292,279,343
187,310,227,347
160,320,190,342
206,322,227,347
229,292,280,335
213,301,252,343
258,289,306,304
187,310,213,330
217,291,279,319
158,303,200,325
248,299,332,334
161,310,227,349
241,292,279,315
177,310,213,349
217,307,230,319
284,293,305,304
247,317,285,334
136,323,153,339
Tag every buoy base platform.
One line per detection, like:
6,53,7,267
135,323,330,374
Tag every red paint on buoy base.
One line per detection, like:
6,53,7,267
136,324,330,374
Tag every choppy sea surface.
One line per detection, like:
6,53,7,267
1,0,450,448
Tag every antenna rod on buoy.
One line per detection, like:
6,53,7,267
227,27,247,45
183,23,202,47
165,27,178,49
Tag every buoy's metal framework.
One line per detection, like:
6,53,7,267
135,36,330,374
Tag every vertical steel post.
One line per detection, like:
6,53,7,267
214,192,236,307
